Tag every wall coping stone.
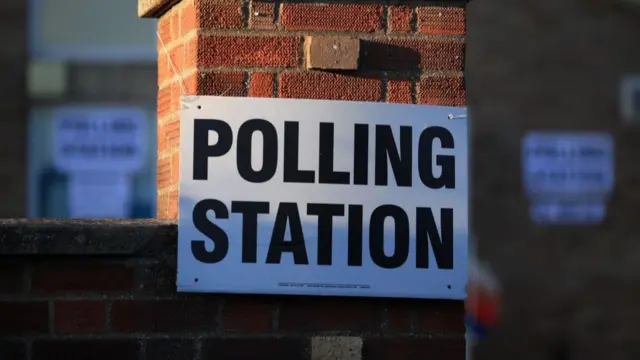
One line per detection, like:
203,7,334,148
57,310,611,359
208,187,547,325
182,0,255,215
138,0,180,18
0,219,176,256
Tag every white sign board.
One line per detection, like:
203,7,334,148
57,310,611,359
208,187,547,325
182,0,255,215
522,132,614,224
52,106,147,173
178,96,469,300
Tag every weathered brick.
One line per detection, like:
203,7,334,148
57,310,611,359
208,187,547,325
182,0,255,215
197,35,301,67
416,6,466,35
249,72,275,97
32,340,139,360
388,6,413,34
221,296,274,333
31,261,135,293
181,0,244,33
184,71,247,96
281,4,384,32
111,299,218,332
418,76,466,107
362,337,464,360
360,39,465,71
54,301,106,334
250,1,276,30
278,297,383,332
0,301,49,335
279,72,382,102
201,338,308,360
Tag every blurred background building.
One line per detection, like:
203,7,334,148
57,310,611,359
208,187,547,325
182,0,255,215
0,0,157,218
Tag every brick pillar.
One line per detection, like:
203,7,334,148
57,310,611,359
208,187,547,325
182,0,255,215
140,0,468,219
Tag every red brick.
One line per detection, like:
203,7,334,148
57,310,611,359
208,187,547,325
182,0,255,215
278,297,383,332
31,262,135,293
250,1,276,30
111,299,218,332
362,337,464,360
386,300,413,332
170,154,180,190
139,262,176,295
201,338,308,360
414,300,465,333
389,6,413,34
163,116,180,150
169,10,180,40
157,14,172,50
0,301,49,335
417,6,466,35
168,190,179,219
279,72,382,102
197,35,301,68
171,82,182,116
158,51,171,85
182,0,244,34
32,340,139,360
281,4,384,32
157,156,171,190
385,299,464,334
54,301,106,334
185,71,247,96
249,72,274,97
0,261,24,294
221,296,274,333
360,39,464,71
168,44,185,76
387,79,412,104
418,76,466,106
157,192,169,219
158,86,171,120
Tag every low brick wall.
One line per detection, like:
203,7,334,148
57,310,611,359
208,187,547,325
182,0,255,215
0,220,464,360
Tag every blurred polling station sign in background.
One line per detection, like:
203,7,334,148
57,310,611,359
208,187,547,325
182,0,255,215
50,106,148,218
522,132,615,225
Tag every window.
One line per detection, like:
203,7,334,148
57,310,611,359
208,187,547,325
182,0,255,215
29,0,157,61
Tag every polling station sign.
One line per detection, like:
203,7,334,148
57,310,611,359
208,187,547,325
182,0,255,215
177,96,468,299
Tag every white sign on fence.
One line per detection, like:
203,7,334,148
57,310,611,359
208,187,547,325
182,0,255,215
522,132,614,224
178,96,469,299
52,106,148,173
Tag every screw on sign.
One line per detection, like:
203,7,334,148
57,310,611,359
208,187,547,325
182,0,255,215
466,237,501,360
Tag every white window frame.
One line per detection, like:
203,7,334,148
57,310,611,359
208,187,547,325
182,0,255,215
28,0,157,62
